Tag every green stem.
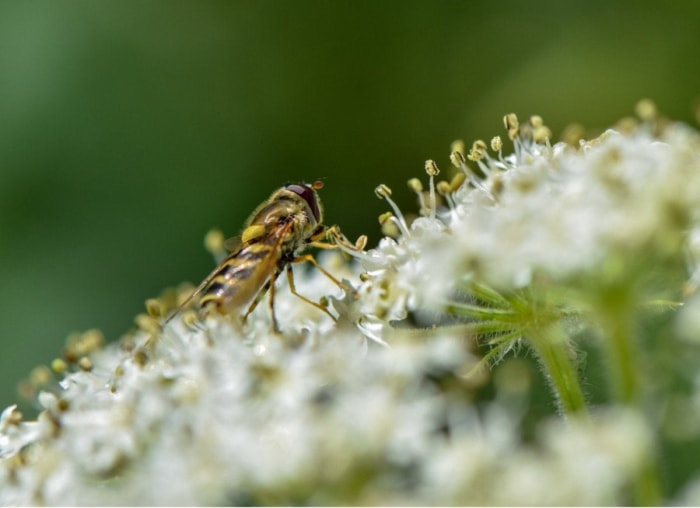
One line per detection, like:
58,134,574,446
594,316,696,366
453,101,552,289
602,305,638,404
527,321,589,418
633,460,662,507
443,301,519,321
598,296,662,505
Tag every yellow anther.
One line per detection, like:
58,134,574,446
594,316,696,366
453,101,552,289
532,125,552,143
4,407,22,426
374,184,393,200
490,136,503,152
51,358,67,375
204,229,226,256
614,116,640,135
133,349,149,366
182,310,200,330
504,113,519,131
69,329,104,357
560,123,586,146
504,113,520,140
450,150,466,168
449,172,467,192
78,357,93,372
450,139,465,157
425,159,440,176
135,313,161,334
378,211,394,225
145,298,162,318
407,177,423,193
467,140,487,161
17,380,35,403
381,220,401,239
30,365,52,387
379,212,401,238
57,398,69,412
635,98,657,121
529,115,544,128
355,235,368,250
436,180,451,196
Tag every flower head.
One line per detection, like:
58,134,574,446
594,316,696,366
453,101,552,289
3,103,700,505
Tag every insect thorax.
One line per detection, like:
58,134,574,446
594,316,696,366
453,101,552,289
249,195,319,256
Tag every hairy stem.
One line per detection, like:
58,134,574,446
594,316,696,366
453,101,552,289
597,291,662,505
527,321,589,418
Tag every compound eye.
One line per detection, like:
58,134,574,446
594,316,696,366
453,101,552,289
286,184,321,222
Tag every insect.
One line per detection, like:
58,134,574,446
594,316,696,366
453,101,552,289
165,181,351,331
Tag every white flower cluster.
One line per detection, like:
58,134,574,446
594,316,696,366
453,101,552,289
0,311,652,505
3,109,700,505
349,123,700,323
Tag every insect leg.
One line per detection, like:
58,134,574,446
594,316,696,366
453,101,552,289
308,225,367,254
268,270,280,333
242,272,281,332
291,253,358,297
285,264,337,321
241,281,267,322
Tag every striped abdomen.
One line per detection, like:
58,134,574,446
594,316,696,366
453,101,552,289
199,239,282,317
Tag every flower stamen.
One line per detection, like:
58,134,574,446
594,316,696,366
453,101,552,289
375,184,410,236
424,160,440,220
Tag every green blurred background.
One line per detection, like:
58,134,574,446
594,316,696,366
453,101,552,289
0,0,698,410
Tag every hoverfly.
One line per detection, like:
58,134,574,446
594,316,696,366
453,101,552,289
165,181,352,331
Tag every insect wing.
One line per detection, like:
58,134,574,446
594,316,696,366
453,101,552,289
199,221,293,315
163,259,234,324
223,235,242,253
164,234,260,324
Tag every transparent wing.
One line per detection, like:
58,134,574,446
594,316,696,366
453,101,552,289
223,235,242,252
